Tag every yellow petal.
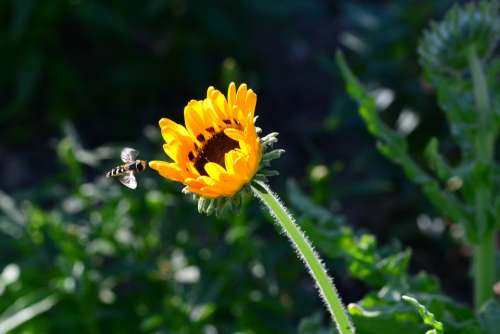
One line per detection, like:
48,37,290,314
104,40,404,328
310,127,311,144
227,82,237,106
163,142,187,163
234,154,250,178
184,100,207,138
224,150,239,175
235,83,247,110
186,162,200,176
232,105,245,125
202,98,222,128
204,162,227,181
206,89,230,124
198,175,217,186
241,113,257,138
245,89,257,118
206,86,215,98
184,177,205,189
196,187,223,198
224,151,248,181
149,161,185,182
159,118,192,145
159,118,189,137
224,128,246,142
161,128,193,148
201,184,234,197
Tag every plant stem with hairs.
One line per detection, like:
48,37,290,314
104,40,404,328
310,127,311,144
251,181,355,334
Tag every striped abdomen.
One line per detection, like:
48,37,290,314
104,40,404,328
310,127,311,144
106,164,129,177
106,161,147,178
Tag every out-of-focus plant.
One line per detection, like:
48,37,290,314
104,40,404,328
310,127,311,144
317,1,456,246
338,0,499,314
289,180,486,334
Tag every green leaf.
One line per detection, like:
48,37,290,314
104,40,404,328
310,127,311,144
348,301,421,334
350,290,481,334
290,181,411,288
402,295,443,333
337,49,469,226
424,138,452,181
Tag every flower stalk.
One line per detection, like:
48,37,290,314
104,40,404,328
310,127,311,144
251,181,355,334
468,46,497,309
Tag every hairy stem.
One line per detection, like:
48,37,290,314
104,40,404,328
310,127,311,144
251,181,355,334
468,46,496,309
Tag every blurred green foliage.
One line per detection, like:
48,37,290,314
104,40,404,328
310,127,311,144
1,0,499,333
0,129,487,333
337,0,500,332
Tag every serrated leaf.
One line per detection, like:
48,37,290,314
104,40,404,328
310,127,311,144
337,49,469,227
424,137,452,181
350,290,481,334
402,295,443,333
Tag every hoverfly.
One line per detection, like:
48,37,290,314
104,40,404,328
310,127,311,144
105,147,147,189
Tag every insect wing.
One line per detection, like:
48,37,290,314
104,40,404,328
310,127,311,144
120,147,139,163
119,172,137,189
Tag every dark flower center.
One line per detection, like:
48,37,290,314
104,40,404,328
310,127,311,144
194,132,239,176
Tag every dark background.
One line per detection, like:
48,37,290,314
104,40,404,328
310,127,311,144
0,0,472,333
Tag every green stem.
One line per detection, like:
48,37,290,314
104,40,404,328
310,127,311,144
468,46,496,309
251,181,355,334
469,46,493,163
472,183,495,309
474,231,495,308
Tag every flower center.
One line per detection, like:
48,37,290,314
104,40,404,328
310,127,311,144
194,131,239,176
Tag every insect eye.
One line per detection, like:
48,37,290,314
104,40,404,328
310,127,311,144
137,162,144,171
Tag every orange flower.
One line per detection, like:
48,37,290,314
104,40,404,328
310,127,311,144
149,83,264,199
